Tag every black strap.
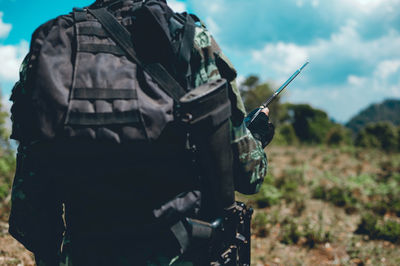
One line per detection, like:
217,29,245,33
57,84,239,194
78,26,109,38
78,43,126,56
88,7,187,102
170,221,190,254
179,14,196,71
67,111,139,126
73,88,137,100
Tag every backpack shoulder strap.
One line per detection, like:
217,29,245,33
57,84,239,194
170,12,196,86
88,7,186,102
73,7,87,22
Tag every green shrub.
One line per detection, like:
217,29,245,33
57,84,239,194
288,104,335,144
252,212,269,237
312,185,325,200
356,212,400,243
0,183,10,201
355,122,398,152
240,76,282,125
280,219,301,245
325,125,352,146
280,215,331,247
274,167,304,203
377,220,400,243
302,221,332,248
274,124,299,145
254,184,281,208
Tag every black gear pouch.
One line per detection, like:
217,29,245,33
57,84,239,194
179,79,235,219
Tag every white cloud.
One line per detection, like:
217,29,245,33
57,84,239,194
311,0,320,8
343,0,392,13
0,93,11,132
0,12,12,39
252,20,400,81
0,41,29,82
251,20,400,121
167,0,186,13
285,57,400,122
205,17,220,36
207,3,222,13
347,75,367,86
374,59,400,79
296,0,304,7
0,93,11,113
252,42,308,83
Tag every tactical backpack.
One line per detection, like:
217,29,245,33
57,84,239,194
10,0,236,260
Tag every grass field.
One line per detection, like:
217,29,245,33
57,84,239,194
239,145,400,265
1,145,400,265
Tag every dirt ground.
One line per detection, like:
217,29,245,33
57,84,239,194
0,145,399,265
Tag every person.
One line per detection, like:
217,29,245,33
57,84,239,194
8,0,274,265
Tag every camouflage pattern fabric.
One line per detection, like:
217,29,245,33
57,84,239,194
191,23,246,126
8,1,268,265
191,24,267,195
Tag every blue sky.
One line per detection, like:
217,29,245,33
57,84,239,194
1,0,400,122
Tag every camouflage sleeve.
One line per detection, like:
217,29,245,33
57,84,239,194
191,24,267,195
8,144,64,259
231,122,267,195
191,24,245,126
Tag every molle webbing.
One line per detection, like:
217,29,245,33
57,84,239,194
78,44,126,56
67,111,139,126
73,8,87,22
73,88,137,100
77,26,109,38
88,7,187,102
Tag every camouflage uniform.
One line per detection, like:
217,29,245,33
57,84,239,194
9,0,267,265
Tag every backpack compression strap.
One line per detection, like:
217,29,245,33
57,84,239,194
88,7,187,102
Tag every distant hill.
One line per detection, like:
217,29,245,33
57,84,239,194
346,99,400,132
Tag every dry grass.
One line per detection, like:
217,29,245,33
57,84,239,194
1,145,400,265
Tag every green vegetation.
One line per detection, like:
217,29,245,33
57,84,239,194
240,75,282,125
356,212,400,243
312,170,400,217
241,144,400,265
0,96,15,220
240,76,352,147
346,99,400,133
240,75,400,153
280,213,332,248
252,212,270,237
1,75,400,264
253,174,282,208
355,122,399,152
325,125,352,146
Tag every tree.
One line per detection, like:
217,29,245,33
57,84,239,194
355,122,398,152
240,75,282,125
325,125,353,146
287,104,335,144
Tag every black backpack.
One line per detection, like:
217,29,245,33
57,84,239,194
10,0,235,254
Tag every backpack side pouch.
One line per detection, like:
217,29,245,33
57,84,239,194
180,78,235,218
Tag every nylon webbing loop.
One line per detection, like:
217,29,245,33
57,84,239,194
73,88,137,99
78,44,126,56
170,221,190,254
67,111,139,126
73,8,87,22
78,26,109,38
88,7,187,102
179,14,195,70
